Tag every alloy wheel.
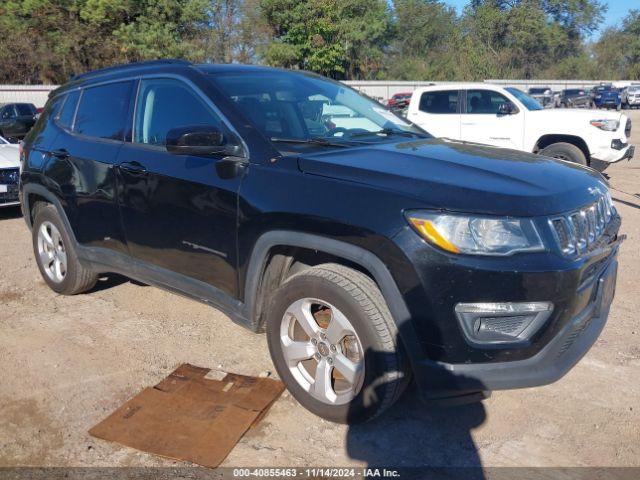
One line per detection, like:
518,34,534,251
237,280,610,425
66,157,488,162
280,298,365,405
37,221,67,283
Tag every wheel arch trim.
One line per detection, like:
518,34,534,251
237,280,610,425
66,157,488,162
242,231,425,364
21,183,78,243
533,134,591,159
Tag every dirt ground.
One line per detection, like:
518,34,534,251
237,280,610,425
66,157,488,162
1,110,639,469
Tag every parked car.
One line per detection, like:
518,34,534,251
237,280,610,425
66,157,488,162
21,60,622,423
407,83,633,171
0,102,38,140
386,92,412,113
593,85,621,110
0,135,20,208
527,87,553,107
621,85,640,109
558,88,591,108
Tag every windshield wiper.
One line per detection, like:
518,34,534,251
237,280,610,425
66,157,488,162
347,128,425,139
270,137,359,148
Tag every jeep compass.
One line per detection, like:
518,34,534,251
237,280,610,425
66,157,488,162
20,60,621,423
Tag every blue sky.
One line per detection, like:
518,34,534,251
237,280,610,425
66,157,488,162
442,0,635,38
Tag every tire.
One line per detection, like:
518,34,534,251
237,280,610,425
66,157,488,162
266,263,410,423
539,142,587,166
32,203,97,294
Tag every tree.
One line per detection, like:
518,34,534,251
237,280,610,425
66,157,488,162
0,0,637,84
591,9,640,80
260,0,390,79
383,0,458,80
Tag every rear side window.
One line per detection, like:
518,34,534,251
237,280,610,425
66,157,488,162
466,90,509,114
16,104,36,116
75,81,133,140
419,91,458,114
56,91,80,130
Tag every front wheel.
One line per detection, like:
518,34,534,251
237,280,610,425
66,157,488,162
539,142,587,166
266,263,410,423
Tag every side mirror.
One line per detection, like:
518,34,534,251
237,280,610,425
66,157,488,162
166,125,242,157
497,102,516,115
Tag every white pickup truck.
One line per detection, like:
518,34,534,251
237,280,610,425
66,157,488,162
407,83,634,171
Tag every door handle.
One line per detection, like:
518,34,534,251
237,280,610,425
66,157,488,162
50,148,69,159
118,161,147,174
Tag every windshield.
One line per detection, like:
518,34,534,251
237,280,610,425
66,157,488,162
209,70,429,151
505,87,543,111
528,88,548,94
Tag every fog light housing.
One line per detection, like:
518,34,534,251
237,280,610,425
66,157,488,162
455,302,553,348
611,139,627,150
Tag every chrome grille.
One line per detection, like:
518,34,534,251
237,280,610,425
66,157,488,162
549,193,616,257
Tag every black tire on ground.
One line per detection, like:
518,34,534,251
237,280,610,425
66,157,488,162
266,263,410,424
539,142,587,166
32,203,97,294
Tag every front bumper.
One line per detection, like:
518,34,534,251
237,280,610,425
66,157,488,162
592,144,635,166
596,100,620,108
0,184,19,207
414,256,617,398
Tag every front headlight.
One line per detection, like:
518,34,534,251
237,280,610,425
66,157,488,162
406,211,545,256
590,119,619,131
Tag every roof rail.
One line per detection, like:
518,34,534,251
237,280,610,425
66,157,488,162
71,59,192,82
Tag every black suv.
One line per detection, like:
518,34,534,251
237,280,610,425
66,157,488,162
0,102,38,140
558,88,591,108
20,60,621,423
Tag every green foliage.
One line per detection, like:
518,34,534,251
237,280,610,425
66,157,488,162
260,0,391,78
0,0,637,84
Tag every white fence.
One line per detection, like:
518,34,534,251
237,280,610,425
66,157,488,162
0,85,57,108
3,79,638,107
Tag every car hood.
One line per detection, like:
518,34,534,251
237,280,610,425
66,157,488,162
0,144,19,169
297,138,608,217
529,108,620,121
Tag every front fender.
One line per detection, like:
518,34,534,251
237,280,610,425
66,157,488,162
241,230,426,370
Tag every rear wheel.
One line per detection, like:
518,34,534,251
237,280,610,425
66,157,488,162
266,263,410,423
539,142,587,166
32,203,97,294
